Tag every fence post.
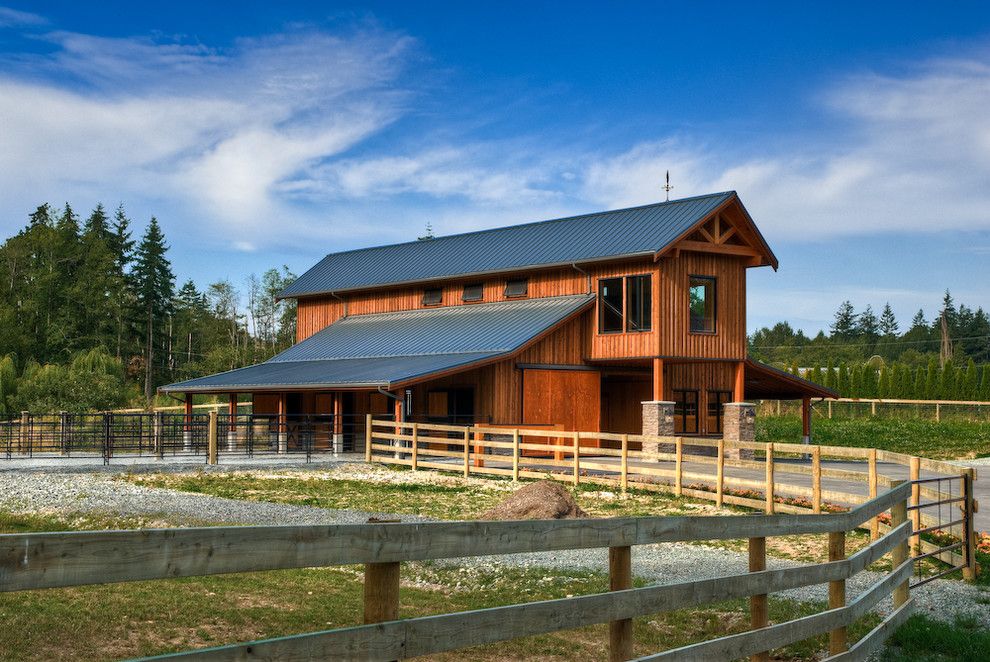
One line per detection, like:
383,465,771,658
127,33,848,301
869,448,878,539
811,445,822,514
909,457,921,556
154,411,163,459
410,422,419,472
716,438,725,507
748,536,769,662
828,400,832,419
206,411,217,465
827,531,847,654
608,545,633,662
572,431,580,486
512,429,520,482
19,411,28,454
871,400,877,417
963,468,978,581
675,437,683,496
59,411,68,456
765,442,775,514
620,434,628,495
935,403,941,422
891,481,910,608
365,414,373,462
474,429,485,469
462,428,470,478
364,561,401,624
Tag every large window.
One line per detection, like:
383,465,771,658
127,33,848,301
598,277,624,333
598,274,652,334
673,389,699,434
689,276,716,333
707,390,732,434
626,274,652,332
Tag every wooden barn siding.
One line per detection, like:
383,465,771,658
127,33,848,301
664,362,736,435
657,252,747,359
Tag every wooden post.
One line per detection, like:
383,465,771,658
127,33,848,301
473,430,485,468
871,400,877,417
572,431,580,486
868,449,879,540
512,429,520,482
227,393,238,452
18,411,28,453
608,546,633,662
910,457,921,556
332,392,342,455
277,392,287,454
207,410,218,465
716,438,725,507
811,445,822,514
365,413,373,462
363,561,400,624
734,361,745,402
183,395,193,453
801,397,811,443
652,357,665,400
410,422,419,471
620,434,628,495
462,428,470,478
765,443,775,514
963,468,978,581
828,400,833,419
748,536,769,662
891,482,909,608
828,530,847,654
775,400,781,416
935,402,941,422
675,437,683,496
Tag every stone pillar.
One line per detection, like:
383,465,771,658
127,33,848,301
641,401,675,457
723,402,756,459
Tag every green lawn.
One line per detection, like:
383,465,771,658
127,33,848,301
758,415,990,459
883,612,990,661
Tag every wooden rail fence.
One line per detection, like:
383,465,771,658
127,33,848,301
366,418,979,580
1,483,916,660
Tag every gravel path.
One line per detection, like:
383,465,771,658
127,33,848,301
1,469,985,629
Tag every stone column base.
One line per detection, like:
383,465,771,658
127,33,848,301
182,430,192,452
332,433,343,455
723,402,755,460
641,401,675,457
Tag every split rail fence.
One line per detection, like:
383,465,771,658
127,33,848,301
1,482,916,660
366,418,979,582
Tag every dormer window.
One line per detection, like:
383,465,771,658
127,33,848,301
422,288,442,306
462,283,484,302
504,278,528,298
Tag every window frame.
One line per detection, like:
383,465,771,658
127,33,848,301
461,283,484,302
672,389,699,435
625,274,652,333
597,277,625,334
706,390,733,435
688,275,717,335
504,278,529,298
422,287,443,306
597,273,653,335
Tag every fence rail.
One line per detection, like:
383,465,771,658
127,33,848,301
366,417,979,582
0,482,916,660
760,397,990,423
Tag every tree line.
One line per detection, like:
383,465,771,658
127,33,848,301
0,203,297,414
751,292,990,401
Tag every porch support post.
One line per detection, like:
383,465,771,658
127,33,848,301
332,392,343,456
277,392,287,454
734,361,745,402
723,402,756,460
227,393,238,452
801,396,812,444
652,357,665,400
641,400,675,458
183,393,193,452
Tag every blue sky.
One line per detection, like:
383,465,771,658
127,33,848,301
2,2,989,334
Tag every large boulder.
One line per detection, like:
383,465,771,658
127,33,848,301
479,480,587,520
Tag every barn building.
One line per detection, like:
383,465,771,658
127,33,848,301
162,191,834,450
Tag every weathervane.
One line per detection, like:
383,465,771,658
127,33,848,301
662,170,673,202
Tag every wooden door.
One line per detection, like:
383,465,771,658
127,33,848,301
522,368,601,453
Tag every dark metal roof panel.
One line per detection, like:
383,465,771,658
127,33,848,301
161,294,593,392
279,192,735,298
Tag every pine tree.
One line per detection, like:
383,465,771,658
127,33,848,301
937,359,955,400
132,217,175,401
913,366,926,400
961,359,978,400
109,204,136,361
857,305,880,339
979,366,990,402
831,301,857,340
877,367,890,398
879,303,898,336
925,358,939,399
809,363,823,385
837,362,850,396
72,204,117,352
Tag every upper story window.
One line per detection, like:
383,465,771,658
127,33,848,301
598,274,651,334
626,274,652,332
689,275,716,333
462,283,484,302
422,287,443,306
504,278,528,298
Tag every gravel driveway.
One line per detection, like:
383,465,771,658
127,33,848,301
1,469,985,629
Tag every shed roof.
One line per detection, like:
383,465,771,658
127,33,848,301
279,191,768,299
744,359,838,400
161,294,594,393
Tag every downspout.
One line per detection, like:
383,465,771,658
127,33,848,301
377,385,405,460
571,263,592,294
331,292,348,318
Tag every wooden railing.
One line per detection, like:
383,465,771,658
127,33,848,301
366,418,979,581
1,483,915,660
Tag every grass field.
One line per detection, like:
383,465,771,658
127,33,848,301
757,414,990,459
0,509,883,661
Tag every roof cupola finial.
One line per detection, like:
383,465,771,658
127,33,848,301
662,170,673,202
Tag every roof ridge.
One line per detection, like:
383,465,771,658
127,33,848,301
312,192,736,261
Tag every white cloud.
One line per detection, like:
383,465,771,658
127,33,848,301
0,6,45,27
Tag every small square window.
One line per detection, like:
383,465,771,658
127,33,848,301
462,283,484,302
422,288,442,306
504,278,528,298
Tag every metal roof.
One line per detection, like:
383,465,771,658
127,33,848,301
279,192,737,298
744,359,838,400
161,294,594,392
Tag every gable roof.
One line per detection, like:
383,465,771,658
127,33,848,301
279,191,773,299
161,294,594,393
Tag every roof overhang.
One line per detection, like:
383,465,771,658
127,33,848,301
744,359,837,400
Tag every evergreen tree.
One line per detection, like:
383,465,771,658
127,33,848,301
823,358,835,390
857,305,880,339
809,363,823,386
877,367,890,398
979,366,990,402
913,366,926,400
925,359,939,399
961,359,978,400
108,204,136,361
879,303,898,336
837,362,850,396
131,217,174,401
831,301,857,340
937,359,955,400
